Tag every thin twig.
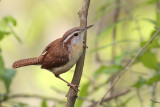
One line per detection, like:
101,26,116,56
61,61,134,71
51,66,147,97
136,90,144,107
150,99,160,104
1,94,65,103
130,70,144,107
112,0,120,63
95,16,104,62
109,0,121,100
7,23,22,43
0,100,2,107
96,27,160,106
66,0,91,107
147,70,158,107
88,89,130,106
156,0,160,26
148,70,156,99
102,89,130,102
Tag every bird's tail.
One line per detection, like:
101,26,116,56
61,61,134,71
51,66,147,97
12,56,44,68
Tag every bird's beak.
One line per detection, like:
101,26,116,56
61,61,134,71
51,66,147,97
82,25,94,31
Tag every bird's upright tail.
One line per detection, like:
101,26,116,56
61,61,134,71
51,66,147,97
12,56,44,68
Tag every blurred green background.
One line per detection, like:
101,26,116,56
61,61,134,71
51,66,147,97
0,0,160,107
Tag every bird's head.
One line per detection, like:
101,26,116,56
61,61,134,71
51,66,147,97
62,25,93,46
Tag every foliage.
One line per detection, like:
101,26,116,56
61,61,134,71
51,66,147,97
41,100,48,107
92,0,160,107
0,16,20,106
140,50,158,70
1,0,160,107
0,16,21,42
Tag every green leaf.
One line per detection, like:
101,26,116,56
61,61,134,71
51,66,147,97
140,51,158,70
0,16,21,43
1,69,16,93
75,82,89,107
4,16,17,26
157,7,160,27
132,74,160,89
146,74,160,85
151,101,155,107
132,77,146,89
0,30,10,41
140,30,160,49
0,54,5,71
94,65,123,77
0,55,5,80
41,100,48,107
140,39,160,49
0,93,7,100
147,0,159,4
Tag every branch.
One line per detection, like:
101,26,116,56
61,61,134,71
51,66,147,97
150,99,160,104
136,90,144,107
1,94,65,103
96,27,160,106
66,0,91,107
88,89,130,107
112,0,120,63
102,89,130,102
130,69,144,107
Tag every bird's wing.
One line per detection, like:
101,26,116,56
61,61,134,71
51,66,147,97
41,41,54,56
41,38,69,69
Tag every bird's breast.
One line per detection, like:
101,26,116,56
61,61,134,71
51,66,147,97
69,43,83,60
52,43,83,75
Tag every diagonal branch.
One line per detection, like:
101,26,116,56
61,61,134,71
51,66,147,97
102,89,130,102
66,0,91,107
96,27,160,106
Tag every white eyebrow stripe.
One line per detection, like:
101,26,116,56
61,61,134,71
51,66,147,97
63,31,80,43
63,34,73,43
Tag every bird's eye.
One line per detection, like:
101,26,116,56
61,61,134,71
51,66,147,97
74,33,78,36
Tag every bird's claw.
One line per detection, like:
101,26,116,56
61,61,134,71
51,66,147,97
83,40,88,48
83,44,88,48
67,83,79,92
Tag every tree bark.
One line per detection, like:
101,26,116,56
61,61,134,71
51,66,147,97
66,0,91,107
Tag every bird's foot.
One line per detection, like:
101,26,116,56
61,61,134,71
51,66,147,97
83,40,88,48
67,83,79,92
83,44,88,48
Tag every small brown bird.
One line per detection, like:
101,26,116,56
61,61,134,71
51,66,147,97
12,25,93,91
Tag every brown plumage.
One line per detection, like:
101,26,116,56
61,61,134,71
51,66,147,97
41,38,69,70
12,38,69,69
12,27,82,70
12,25,93,92
12,56,44,68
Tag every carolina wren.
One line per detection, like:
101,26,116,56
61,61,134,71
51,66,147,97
12,25,93,91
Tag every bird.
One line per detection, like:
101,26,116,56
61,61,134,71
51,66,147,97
12,25,93,91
